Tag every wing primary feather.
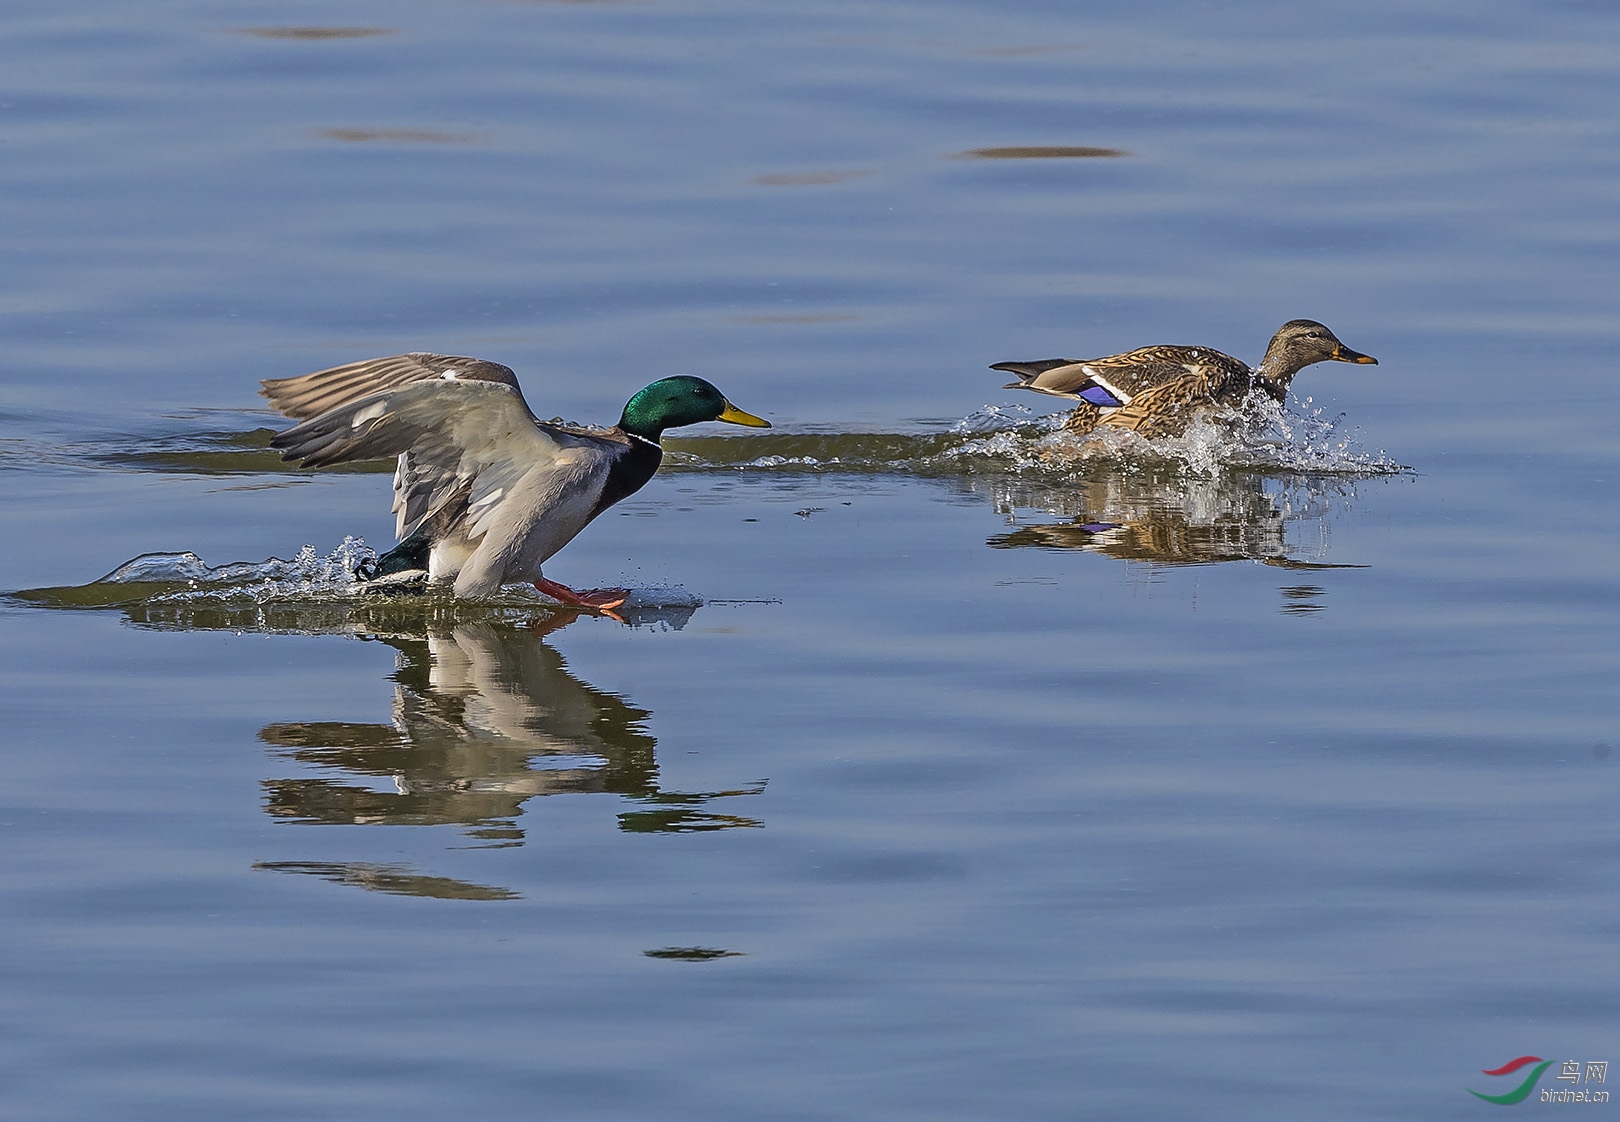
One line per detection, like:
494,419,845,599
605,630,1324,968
261,353,528,422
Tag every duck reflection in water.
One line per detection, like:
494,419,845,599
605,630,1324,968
980,466,1367,570
257,610,765,846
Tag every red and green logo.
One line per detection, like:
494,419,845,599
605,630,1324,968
1468,1056,1554,1104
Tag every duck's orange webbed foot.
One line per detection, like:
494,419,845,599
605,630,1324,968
534,577,630,621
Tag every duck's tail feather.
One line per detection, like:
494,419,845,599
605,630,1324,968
991,359,1078,390
355,528,433,581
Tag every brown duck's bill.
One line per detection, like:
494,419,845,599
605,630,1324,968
1332,345,1378,365
718,401,772,427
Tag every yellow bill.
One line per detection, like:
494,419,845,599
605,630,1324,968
718,401,772,427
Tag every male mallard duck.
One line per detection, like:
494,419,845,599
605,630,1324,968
992,319,1376,437
262,352,769,609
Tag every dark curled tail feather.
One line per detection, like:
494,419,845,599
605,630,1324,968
355,529,432,581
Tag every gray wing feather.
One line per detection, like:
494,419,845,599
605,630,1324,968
260,352,527,421
271,379,574,541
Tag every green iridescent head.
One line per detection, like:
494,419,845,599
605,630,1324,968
619,376,770,440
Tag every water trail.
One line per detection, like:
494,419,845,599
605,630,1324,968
81,396,1402,483
667,397,1402,480
15,399,1401,614
11,536,704,625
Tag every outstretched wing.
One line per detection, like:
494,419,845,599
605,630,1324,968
261,352,528,421
270,379,584,542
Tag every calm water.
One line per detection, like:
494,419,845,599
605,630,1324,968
2,0,1618,1118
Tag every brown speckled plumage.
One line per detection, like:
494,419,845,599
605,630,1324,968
993,320,1376,438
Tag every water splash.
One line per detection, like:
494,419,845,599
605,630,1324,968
669,399,1402,480
938,397,1399,480
98,538,377,597
17,537,704,626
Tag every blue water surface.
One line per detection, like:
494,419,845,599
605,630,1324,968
1,0,1617,1119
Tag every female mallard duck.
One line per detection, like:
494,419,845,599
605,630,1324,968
262,353,769,609
992,319,1376,437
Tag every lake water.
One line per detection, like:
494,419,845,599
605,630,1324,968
2,1,1617,1118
